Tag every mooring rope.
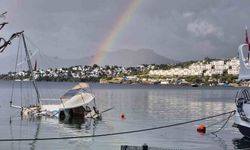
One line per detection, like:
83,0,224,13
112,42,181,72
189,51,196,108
0,110,235,142
207,110,235,128
210,110,235,134
1,110,235,142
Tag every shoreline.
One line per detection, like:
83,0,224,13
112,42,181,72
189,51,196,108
0,79,248,88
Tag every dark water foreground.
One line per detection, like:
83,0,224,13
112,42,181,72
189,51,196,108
0,80,247,150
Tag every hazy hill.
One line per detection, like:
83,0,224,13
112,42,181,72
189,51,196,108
96,49,177,66
0,49,178,73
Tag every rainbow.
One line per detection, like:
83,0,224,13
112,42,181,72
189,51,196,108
91,0,143,65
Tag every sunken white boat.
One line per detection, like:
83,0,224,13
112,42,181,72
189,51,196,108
0,13,101,120
18,82,101,119
57,82,100,119
7,32,100,120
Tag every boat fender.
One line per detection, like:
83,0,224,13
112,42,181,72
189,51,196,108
197,124,206,133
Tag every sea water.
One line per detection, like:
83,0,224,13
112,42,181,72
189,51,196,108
0,80,246,150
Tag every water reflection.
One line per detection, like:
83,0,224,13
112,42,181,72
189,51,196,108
59,117,100,132
233,137,250,149
9,117,42,150
146,89,235,122
1,81,244,150
208,133,228,150
9,116,100,150
59,117,86,129
30,118,40,150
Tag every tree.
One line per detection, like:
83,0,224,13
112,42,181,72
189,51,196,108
93,64,99,69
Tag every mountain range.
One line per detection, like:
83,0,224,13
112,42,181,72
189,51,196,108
0,49,178,73
91,49,177,66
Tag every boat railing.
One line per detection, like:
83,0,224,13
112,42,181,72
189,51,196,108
235,89,250,107
235,89,250,122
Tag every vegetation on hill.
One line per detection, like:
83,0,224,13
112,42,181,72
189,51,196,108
0,57,239,85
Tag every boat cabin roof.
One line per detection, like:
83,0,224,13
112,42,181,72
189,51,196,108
62,89,81,98
62,83,90,99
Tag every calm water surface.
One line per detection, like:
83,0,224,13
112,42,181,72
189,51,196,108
0,80,247,150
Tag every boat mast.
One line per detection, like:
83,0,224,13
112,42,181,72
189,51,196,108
21,33,41,105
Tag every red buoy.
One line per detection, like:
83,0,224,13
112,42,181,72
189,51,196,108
197,124,206,133
121,113,125,119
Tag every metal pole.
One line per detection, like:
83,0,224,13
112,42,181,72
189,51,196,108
22,33,41,105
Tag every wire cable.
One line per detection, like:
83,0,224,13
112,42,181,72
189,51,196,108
0,110,235,142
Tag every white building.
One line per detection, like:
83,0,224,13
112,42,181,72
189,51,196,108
149,58,240,77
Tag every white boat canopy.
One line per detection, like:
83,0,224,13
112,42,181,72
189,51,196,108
59,82,95,110
61,93,94,110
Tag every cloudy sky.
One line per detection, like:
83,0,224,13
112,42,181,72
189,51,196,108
0,0,250,62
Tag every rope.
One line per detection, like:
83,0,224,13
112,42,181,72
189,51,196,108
207,110,235,128
10,37,21,104
20,39,24,107
24,35,59,101
210,110,235,134
24,35,52,70
1,110,235,142
100,107,114,114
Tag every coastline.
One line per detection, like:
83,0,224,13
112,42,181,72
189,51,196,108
0,78,247,88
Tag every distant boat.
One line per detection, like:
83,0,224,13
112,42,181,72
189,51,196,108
9,32,101,120
217,83,232,87
160,81,168,85
191,84,199,87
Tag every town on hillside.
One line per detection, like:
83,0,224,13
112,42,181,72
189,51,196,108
1,57,249,87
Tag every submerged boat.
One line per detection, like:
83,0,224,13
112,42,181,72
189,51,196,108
26,82,101,120
234,27,250,137
4,31,100,120
58,82,100,119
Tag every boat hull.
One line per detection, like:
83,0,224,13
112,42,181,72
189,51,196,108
234,104,250,138
59,105,101,120
60,106,88,118
234,123,250,138
17,83,101,120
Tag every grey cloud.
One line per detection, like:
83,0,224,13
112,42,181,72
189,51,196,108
1,0,250,62
187,19,224,38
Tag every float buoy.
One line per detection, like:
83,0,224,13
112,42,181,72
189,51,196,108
197,124,206,133
121,113,125,119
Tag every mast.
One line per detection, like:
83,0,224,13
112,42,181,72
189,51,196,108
21,33,41,105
